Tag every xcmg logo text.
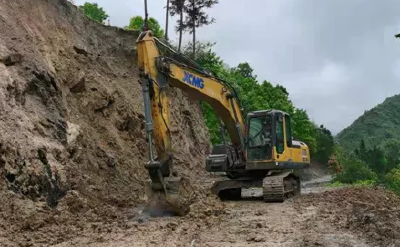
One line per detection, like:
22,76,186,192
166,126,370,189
182,71,204,89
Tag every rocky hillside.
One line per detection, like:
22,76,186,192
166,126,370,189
337,94,400,150
0,0,210,244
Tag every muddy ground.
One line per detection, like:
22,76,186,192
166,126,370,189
2,168,400,246
50,179,400,247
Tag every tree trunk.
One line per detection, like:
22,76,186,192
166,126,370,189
165,0,170,40
192,0,195,58
178,9,183,51
192,24,196,58
143,0,149,31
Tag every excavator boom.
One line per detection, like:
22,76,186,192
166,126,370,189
137,31,246,179
137,31,310,215
137,31,246,215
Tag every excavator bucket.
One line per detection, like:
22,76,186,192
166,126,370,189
144,176,196,217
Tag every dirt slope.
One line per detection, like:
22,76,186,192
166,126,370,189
0,0,210,245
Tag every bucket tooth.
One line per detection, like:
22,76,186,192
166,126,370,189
145,177,195,216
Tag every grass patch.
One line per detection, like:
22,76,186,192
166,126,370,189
325,179,376,188
324,181,344,188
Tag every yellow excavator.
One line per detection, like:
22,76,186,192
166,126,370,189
137,31,310,215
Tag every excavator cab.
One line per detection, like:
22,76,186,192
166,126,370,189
246,112,274,161
206,109,309,173
245,110,310,170
246,110,288,162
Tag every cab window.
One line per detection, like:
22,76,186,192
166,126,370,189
285,115,292,147
247,116,273,160
276,114,284,154
248,117,263,148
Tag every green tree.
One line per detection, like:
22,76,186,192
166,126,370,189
165,0,171,40
385,166,400,195
292,109,317,152
314,125,335,164
342,137,400,194
182,0,219,57
201,102,222,144
79,2,109,24
381,139,400,173
182,42,226,144
184,42,223,73
235,63,255,79
170,0,186,51
126,16,165,38
366,147,387,176
334,153,377,184
354,140,388,177
354,139,367,157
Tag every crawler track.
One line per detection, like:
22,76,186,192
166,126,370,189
263,171,300,202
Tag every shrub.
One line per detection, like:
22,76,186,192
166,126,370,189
334,154,377,184
353,179,376,187
385,166,400,195
324,181,344,188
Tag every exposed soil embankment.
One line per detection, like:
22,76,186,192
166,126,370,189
0,0,210,245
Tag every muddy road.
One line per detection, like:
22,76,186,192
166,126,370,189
73,200,365,247
53,178,400,247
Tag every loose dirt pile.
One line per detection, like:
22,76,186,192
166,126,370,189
297,187,400,247
0,0,211,245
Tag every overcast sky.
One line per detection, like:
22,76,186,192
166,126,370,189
75,0,400,134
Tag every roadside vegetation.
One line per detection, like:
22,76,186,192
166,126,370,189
330,139,400,195
333,94,400,195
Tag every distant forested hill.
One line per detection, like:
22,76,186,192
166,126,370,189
337,94,400,150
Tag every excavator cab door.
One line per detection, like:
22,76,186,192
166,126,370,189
275,113,285,154
274,112,294,161
246,114,274,161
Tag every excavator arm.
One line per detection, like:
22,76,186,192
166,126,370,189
137,31,246,213
137,31,245,186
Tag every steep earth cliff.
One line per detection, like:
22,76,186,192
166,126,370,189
0,0,211,244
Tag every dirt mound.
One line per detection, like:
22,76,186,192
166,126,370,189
297,187,400,246
0,0,210,245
